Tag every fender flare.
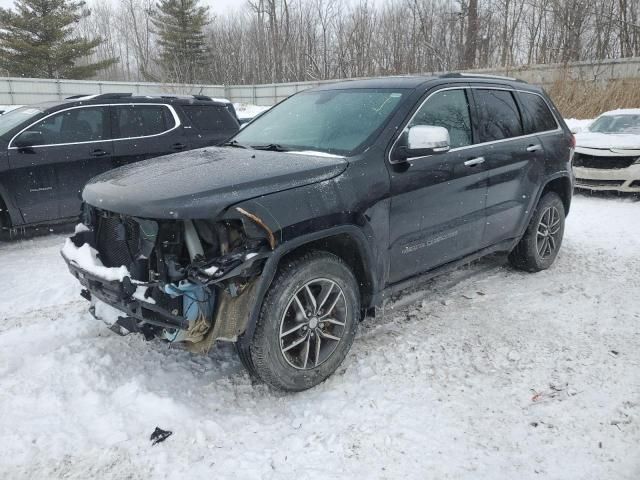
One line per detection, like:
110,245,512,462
0,180,22,227
517,171,573,239
236,224,378,346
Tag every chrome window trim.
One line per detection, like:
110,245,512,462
8,103,181,150
388,85,562,164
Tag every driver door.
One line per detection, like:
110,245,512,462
387,87,489,284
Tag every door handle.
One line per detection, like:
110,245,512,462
526,144,542,152
90,149,108,157
464,156,485,167
171,143,186,151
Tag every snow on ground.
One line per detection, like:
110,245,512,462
233,103,270,121
0,194,639,479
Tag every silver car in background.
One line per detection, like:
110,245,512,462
573,109,640,193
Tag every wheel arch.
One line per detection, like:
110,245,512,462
237,225,378,346
0,181,21,229
540,174,573,216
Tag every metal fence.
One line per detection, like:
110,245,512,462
1,57,638,107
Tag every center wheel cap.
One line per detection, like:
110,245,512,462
309,317,319,329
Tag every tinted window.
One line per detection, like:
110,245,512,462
182,105,238,131
473,89,523,142
14,107,108,146
114,105,175,138
409,89,472,148
519,92,557,133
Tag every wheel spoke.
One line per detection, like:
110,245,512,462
282,334,308,352
304,285,317,312
318,330,341,342
292,294,308,319
548,234,556,252
317,282,335,311
320,292,342,319
323,317,345,326
302,335,312,369
314,334,322,366
280,322,305,338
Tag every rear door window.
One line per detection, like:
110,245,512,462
472,89,523,142
409,89,473,148
518,92,558,134
182,105,238,131
114,105,175,139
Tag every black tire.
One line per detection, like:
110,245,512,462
508,191,565,272
239,251,360,392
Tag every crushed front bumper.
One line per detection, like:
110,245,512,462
62,250,190,331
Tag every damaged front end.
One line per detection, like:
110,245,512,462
61,204,275,351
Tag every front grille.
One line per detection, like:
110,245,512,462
96,214,140,268
573,153,638,169
575,178,624,188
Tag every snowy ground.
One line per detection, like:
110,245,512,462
0,193,639,479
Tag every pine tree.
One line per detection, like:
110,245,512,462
150,0,210,84
0,0,116,79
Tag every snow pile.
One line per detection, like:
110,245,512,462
0,104,22,114
233,103,270,121
61,238,130,282
1,195,639,479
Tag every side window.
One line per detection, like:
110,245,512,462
473,89,523,142
409,89,472,149
182,105,238,132
15,107,108,146
518,92,558,134
114,105,175,139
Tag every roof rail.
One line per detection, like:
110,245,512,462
94,93,133,99
440,72,527,83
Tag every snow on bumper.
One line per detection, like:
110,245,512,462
573,163,640,192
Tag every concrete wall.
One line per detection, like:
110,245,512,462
1,57,638,107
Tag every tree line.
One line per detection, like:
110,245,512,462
1,0,639,84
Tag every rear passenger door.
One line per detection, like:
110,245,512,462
470,87,545,247
111,104,185,167
180,104,239,148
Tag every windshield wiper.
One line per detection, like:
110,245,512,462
223,140,251,149
250,143,291,152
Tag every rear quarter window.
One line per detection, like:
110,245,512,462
518,92,558,134
472,89,523,142
182,105,238,132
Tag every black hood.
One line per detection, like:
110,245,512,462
82,147,347,219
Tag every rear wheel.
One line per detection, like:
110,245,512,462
239,251,359,391
508,191,565,272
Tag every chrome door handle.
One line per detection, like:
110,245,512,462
464,156,485,167
526,144,542,152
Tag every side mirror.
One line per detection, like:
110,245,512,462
14,130,44,148
393,125,450,162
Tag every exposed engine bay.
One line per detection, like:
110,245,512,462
61,204,274,351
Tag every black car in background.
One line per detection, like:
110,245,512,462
0,93,240,233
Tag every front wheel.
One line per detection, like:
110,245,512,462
241,251,360,391
508,191,566,272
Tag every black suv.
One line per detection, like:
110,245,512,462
62,75,574,391
0,93,239,233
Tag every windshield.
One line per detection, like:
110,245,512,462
589,114,640,134
0,106,45,140
232,88,406,155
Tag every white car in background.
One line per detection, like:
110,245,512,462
573,109,640,193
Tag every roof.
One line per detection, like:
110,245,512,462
37,93,233,110
310,73,533,92
599,108,640,116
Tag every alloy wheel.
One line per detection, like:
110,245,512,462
536,206,562,259
279,278,347,370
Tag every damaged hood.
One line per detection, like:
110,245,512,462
83,147,347,219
